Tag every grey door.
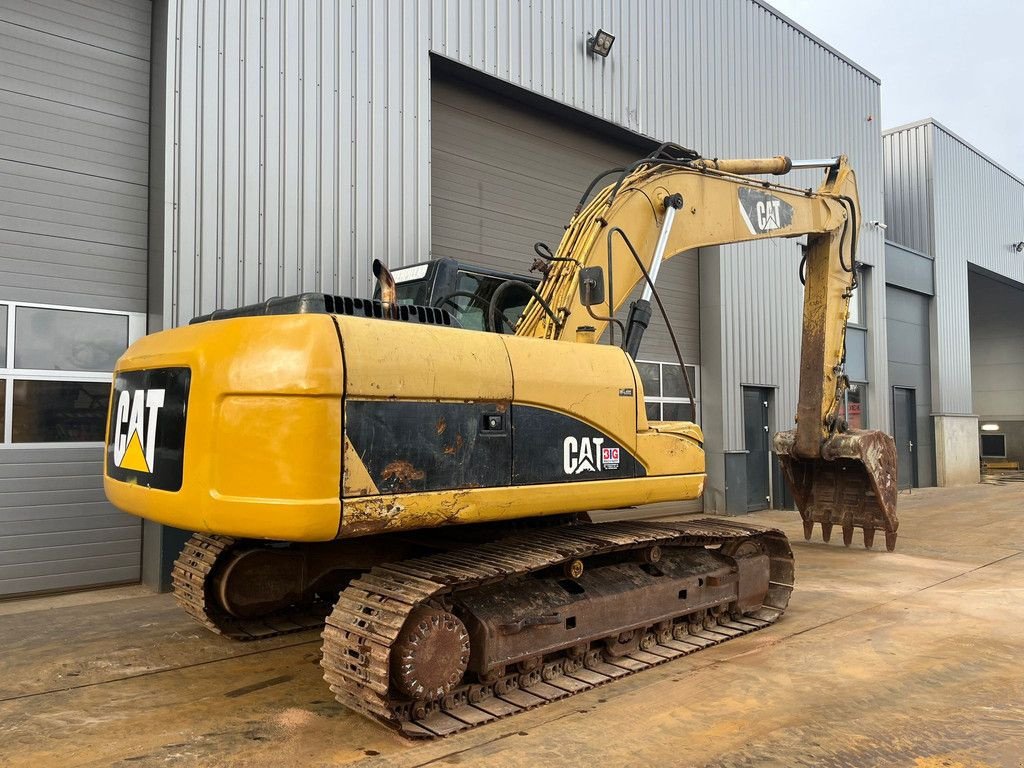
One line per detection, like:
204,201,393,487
743,387,772,511
892,387,918,489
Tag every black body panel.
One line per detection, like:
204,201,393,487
345,400,511,495
512,405,641,484
344,400,644,495
106,367,190,492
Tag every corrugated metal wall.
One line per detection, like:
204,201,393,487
158,0,885,450
884,120,1024,415
882,122,933,256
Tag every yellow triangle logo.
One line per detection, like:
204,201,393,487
119,431,150,473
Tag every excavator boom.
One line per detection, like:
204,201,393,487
514,149,898,548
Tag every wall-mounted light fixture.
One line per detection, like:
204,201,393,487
1012,241,1024,253
587,29,615,58
981,423,1000,431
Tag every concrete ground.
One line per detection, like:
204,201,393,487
1,483,1023,768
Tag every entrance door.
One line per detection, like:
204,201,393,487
892,387,918,489
743,387,772,511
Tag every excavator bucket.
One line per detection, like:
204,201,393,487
773,429,899,551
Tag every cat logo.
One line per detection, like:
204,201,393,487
563,436,609,475
112,389,165,473
738,187,794,235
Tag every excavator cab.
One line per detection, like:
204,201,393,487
376,257,539,333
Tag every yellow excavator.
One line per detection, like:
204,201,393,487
104,144,898,737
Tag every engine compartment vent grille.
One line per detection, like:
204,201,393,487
190,293,458,327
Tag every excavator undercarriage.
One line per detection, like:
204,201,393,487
173,517,793,737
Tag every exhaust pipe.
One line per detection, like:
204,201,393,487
372,259,398,318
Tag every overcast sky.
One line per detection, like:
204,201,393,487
768,0,1024,178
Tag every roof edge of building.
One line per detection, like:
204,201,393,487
751,0,881,85
884,118,1024,189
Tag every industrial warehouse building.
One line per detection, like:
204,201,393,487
0,0,1018,597
883,119,1024,487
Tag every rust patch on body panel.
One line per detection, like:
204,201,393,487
443,433,465,455
381,461,426,491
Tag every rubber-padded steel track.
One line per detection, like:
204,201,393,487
320,518,793,738
171,533,328,639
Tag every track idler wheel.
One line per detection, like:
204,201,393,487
391,607,471,701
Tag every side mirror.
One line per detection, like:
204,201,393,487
578,266,606,306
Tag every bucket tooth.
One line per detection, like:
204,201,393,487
885,530,898,552
862,527,875,549
842,523,854,547
802,520,814,541
820,521,833,542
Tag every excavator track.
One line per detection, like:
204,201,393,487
171,534,329,640
321,518,793,738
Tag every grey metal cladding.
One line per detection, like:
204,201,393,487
885,119,1024,415
0,0,150,312
429,78,699,365
0,447,142,597
0,0,149,598
884,241,934,296
885,285,935,487
882,123,934,255
161,0,884,450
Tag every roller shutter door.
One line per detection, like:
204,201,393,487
431,79,699,365
0,0,150,596
430,77,701,514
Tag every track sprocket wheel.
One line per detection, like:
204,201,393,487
391,607,471,701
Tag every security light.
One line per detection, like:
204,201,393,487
587,29,615,57
1012,241,1024,253
981,423,1000,431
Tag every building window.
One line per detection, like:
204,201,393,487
980,433,1006,458
840,382,867,429
0,301,144,447
847,281,865,327
847,265,868,328
841,266,869,428
637,361,699,422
